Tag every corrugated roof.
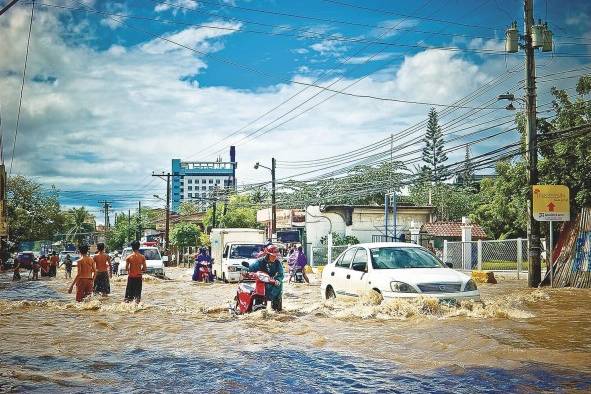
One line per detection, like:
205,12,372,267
422,222,488,239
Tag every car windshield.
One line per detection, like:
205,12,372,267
140,249,161,260
229,244,264,259
370,247,444,269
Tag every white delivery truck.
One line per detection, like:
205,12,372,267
210,228,266,282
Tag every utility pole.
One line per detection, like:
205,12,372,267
137,201,142,241
98,200,112,232
524,0,541,287
152,172,172,262
212,198,217,229
271,157,276,236
127,209,131,243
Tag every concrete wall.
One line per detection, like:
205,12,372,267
305,205,432,247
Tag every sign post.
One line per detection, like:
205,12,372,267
532,185,570,287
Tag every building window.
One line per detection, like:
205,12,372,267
202,186,206,190
188,186,192,191
209,179,213,184
215,179,220,184
188,179,192,184
209,186,214,190
202,179,206,184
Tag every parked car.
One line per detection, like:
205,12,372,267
117,246,165,277
320,242,480,302
16,251,36,270
59,251,81,267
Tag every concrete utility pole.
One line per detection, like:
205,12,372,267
127,209,131,243
98,200,112,232
137,201,142,241
271,157,276,236
152,172,172,262
254,158,276,238
524,0,541,287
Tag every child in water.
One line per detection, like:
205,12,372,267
68,245,95,302
124,240,146,304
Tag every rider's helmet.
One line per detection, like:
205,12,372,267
263,245,280,262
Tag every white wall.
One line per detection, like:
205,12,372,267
305,206,431,246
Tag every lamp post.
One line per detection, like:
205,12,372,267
254,158,276,238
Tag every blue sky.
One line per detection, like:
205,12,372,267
0,0,590,221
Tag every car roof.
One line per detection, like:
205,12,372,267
347,242,423,249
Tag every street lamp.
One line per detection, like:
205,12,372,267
254,159,276,237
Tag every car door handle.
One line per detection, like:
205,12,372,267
331,272,335,276
346,274,350,279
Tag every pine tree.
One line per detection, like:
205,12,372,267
462,145,474,188
422,108,449,182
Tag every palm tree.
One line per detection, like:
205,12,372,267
65,207,95,244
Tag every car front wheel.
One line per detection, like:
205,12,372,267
325,286,336,300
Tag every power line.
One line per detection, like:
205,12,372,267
9,0,34,176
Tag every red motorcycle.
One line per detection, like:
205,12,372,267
230,268,279,315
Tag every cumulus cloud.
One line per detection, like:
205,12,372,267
371,19,420,38
154,0,198,13
2,5,584,214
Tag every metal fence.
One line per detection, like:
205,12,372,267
443,238,548,277
309,245,348,266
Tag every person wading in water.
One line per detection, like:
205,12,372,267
93,243,111,297
68,244,95,302
124,240,146,304
49,252,59,277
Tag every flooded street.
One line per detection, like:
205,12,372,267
1,267,590,393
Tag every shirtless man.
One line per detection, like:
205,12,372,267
124,240,146,304
93,243,111,296
68,244,96,302
49,252,59,277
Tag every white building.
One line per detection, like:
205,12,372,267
305,204,434,247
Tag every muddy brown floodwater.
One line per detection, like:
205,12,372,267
0,267,590,393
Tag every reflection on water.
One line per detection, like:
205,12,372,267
2,349,590,393
1,268,590,392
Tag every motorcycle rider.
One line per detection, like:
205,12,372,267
247,245,284,311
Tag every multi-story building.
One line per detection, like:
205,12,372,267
171,147,236,213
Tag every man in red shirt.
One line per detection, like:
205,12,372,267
68,244,96,302
124,240,146,303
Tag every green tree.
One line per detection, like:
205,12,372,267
320,232,359,246
537,78,591,212
422,107,449,182
170,222,201,247
6,176,66,246
203,194,260,230
461,145,474,188
64,207,95,244
470,161,528,239
179,201,199,216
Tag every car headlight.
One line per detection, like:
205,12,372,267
390,281,417,293
464,279,478,292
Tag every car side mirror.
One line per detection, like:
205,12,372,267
241,261,250,268
446,262,453,268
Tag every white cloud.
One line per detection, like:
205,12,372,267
99,2,129,30
371,19,420,38
141,21,242,54
310,35,348,56
154,0,198,13
343,53,393,64
1,6,587,214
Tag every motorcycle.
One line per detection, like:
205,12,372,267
289,267,305,283
230,262,279,315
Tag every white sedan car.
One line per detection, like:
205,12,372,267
321,242,480,302
117,247,165,277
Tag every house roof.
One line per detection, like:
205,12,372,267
422,222,488,239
